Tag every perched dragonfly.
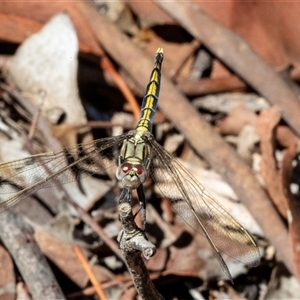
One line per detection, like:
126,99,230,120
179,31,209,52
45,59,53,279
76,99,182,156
0,48,260,282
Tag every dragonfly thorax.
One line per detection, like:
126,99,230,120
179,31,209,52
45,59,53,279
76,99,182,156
116,162,148,189
116,131,152,190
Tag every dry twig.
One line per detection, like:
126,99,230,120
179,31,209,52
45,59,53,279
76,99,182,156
117,202,163,300
0,210,65,299
73,245,107,300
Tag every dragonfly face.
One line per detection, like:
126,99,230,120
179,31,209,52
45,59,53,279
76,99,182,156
116,162,148,189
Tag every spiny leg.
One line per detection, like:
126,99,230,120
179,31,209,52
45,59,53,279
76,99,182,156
119,188,131,204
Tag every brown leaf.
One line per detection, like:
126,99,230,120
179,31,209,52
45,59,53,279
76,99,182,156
276,126,299,148
146,248,168,273
163,234,206,279
35,228,89,287
256,106,288,219
217,106,257,136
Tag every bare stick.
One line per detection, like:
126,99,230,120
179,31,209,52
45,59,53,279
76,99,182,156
0,210,65,299
117,202,163,300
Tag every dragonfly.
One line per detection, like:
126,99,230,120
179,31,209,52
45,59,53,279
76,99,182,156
0,48,260,282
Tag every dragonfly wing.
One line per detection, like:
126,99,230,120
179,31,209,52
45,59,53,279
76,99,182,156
148,138,260,269
0,133,128,211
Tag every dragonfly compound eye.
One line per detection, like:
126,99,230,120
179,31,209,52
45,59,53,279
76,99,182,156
116,163,132,180
133,164,148,182
121,163,132,173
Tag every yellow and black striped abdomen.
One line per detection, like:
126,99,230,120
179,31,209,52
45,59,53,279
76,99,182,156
136,48,163,133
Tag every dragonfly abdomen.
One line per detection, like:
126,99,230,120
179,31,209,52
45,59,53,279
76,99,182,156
136,48,163,133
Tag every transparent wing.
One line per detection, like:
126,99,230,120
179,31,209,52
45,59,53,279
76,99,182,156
0,133,129,211
148,138,260,278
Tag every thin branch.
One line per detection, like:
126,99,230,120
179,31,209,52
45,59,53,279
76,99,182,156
178,76,246,96
256,106,288,218
0,210,65,299
117,202,164,300
73,245,107,300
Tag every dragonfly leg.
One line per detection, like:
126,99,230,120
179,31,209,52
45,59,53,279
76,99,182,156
145,157,151,169
119,188,131,204
136,184,147,231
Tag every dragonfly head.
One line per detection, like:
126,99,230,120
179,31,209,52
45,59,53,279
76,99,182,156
116,162,148,189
